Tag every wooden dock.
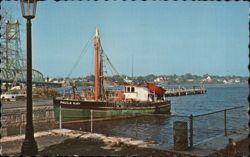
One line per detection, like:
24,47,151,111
164,87,206,97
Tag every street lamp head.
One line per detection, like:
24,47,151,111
20,0,37,19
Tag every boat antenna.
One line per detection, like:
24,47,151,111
132,54,134,79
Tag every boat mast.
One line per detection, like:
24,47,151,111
99,47,105,99
94,28,99,100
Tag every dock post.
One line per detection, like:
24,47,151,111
224,109,227,136
173,121,188,150
90,110,93,133
59,105,62,129
189,114,193,148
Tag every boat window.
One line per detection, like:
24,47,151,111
127,87,130,92
131,87,135,92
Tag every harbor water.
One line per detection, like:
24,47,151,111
167,83,248,115
63,83,248,147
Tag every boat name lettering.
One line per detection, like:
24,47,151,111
60,101,80,105
60,101,72,105
73,102,80,105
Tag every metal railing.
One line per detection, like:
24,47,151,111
56,105,247,147
191,106,247,146
2,105,247,147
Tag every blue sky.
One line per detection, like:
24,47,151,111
2,1,249,78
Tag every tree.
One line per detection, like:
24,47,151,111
145,74,156,82
136,76,146,83
85,75,95,82
112,75,124,84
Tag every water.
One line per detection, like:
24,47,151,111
63,83,248,147
168,83,248,116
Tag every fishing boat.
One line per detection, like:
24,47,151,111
53,28,171,121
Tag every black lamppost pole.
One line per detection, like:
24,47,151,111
20,0,38,155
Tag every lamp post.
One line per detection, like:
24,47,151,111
20,0,38,155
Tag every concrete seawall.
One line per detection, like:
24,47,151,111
1,106,56,137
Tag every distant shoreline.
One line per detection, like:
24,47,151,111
49,74,248,87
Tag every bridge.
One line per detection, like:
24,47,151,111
0,20,61,89
1,68,44,82
1,68,61,88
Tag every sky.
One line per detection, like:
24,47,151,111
2,1,249,78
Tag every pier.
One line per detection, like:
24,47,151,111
164,86,206,97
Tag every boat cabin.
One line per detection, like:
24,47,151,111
124,85,165,102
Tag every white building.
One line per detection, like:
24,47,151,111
202,76,212,83
154,77,164,83
235,78,240,83
124,85,153,102
223,79,228,84
124,77,133,84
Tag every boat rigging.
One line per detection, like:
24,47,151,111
53,28,171,121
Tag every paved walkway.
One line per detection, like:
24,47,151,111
162,130,248,157
1,129,149,155
0,129,248,156
1,129,70,155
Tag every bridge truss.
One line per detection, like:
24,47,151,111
0,20,44,83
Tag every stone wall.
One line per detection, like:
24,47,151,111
1,107,57,137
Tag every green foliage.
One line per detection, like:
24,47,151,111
112,75,125,84
55,74,248,86
85,75,95,82
136,76,146,82
145,74,157,82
